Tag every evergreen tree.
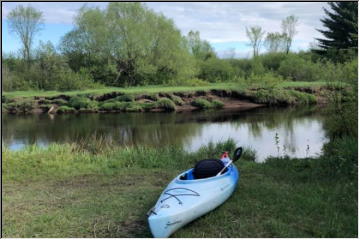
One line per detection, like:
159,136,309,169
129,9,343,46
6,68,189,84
314,2,358,60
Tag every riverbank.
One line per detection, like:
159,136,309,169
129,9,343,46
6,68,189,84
1,81,350,114
2,141,357,237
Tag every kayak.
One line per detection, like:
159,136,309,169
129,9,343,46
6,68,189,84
147,151,240,238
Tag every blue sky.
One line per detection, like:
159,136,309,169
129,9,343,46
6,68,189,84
2,2,329,58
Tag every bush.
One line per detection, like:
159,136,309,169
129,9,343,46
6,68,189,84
57,106,76,114
211,99,224,109
246,72,284,89
115,94,134,102
56,68,101,91
156,98,176,111
179,78,209,86
99,101,127,111
319,136,357,180
4,100,34,113
69,96,98,110
248,89,316,105
125,102,143,112
198,58,236,82
259,52,288,71
191,98,212,109
169,95,185,105
278,54,321,82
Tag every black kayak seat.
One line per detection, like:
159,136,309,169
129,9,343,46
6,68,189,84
193,159,227,179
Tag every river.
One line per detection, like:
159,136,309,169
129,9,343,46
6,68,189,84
2,106,329,162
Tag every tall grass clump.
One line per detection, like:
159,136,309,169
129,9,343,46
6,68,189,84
2,139,243,182
69,96,98,110
191,98,213,109
156,98,176,111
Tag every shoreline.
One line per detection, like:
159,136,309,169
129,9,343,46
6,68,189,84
2,84,349,115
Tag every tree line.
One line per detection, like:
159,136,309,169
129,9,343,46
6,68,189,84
2,2,358,91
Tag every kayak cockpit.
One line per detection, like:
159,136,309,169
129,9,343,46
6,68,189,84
178,166,229,181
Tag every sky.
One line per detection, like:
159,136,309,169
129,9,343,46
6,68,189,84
2,2,329,58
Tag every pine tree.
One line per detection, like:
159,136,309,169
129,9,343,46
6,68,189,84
314,2,358,60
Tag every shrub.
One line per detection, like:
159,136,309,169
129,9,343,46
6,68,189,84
191,98,212,109
259,52,287,71
57,106,76,114
156,98,176,111
177,78,209,86
278,54,321,82
125,102,143,112
69,96,98,110
319,136,357,180
115,94,134,102
169,95,185,106
56,68,101,91
4,100,34,113
246,72,284,89
248,89,316,105
99,102,127,111
198,58,236,82
211,99,224,109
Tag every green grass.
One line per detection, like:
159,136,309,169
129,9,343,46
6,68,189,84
2,140,357,237
2,81,339,99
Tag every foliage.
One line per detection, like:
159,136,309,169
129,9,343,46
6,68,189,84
278,54,321,81
314,2,358,61
69,96,98,110
281,15,298,53
191,98,224,109
319,136,357,180
248,89,316,105
246,72,284,89
61,2,196,87
198,58,236,82
114,94,134,102
177,78,210,86
156,98,176,111
186,30,216,60
246,26,265,57
264,32,287,53
4,99,34,113
169,95,185,105
211,99,224,109
57,106,76,114
7,5,43,65
191,98,213,109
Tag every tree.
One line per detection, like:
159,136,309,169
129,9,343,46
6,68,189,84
314,2,358,61
281,15,298,54
186,30,216,60
7,5,43,67
264,32,287,53
246,26,265,57
61,2,195,86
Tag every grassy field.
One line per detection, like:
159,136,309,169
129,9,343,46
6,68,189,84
2,141,357,238
2,81,342,99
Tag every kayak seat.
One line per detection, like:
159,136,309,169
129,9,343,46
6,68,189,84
193,159,227,179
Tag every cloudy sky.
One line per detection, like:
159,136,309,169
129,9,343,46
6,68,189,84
2,2,329,58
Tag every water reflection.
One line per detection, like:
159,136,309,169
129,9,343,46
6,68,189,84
2,107,329,162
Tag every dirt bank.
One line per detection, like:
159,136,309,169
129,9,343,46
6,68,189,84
1,86,349,114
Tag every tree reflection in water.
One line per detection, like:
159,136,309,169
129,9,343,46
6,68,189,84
2,106,329,162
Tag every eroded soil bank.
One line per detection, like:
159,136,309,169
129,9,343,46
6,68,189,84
1,86,350,114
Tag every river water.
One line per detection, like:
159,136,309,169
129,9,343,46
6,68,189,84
2,106,329,162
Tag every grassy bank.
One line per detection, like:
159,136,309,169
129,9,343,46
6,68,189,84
2,81,343,99
1,81,350,114
2,140,357,237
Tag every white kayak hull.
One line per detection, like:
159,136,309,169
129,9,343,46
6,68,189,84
148,164,239,238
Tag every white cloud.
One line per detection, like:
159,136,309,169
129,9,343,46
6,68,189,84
2,2,330,52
